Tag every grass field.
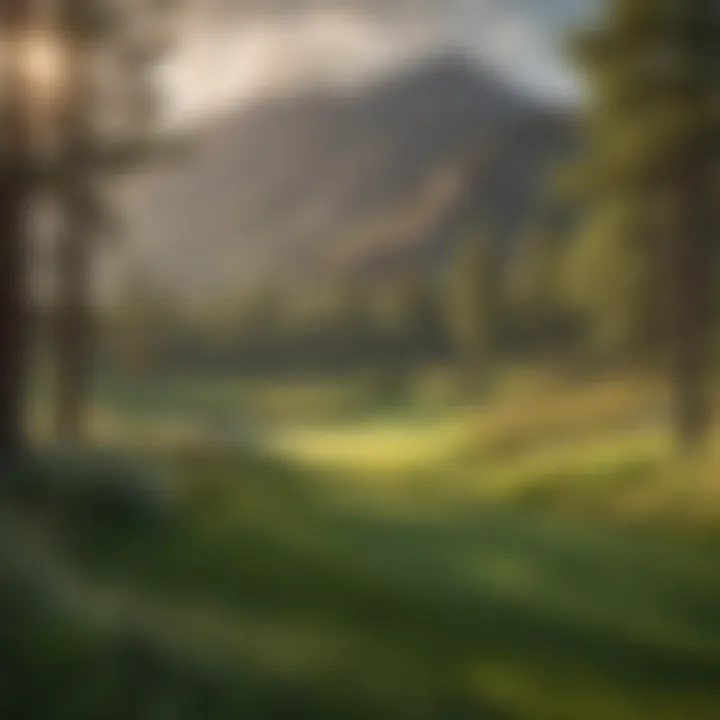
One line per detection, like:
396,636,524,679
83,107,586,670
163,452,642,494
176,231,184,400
8,370,720,718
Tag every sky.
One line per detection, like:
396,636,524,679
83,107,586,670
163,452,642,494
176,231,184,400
161,0,596,125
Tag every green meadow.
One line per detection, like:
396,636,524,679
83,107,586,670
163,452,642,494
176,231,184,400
6,371,720,719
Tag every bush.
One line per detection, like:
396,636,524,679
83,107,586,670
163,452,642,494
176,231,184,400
1,452,177,531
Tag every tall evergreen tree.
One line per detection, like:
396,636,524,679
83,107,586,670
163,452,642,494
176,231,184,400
53,0,179,442
0,1,41,455
443,227,500,391
573,0,720,446
511,221,568,356
560,198,662,362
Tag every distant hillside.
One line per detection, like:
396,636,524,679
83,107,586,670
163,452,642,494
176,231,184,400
121,53,574,304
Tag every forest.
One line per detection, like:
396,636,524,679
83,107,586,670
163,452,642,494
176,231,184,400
2,1,720,719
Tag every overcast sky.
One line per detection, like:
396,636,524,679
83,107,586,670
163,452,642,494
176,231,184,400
161,0,596,125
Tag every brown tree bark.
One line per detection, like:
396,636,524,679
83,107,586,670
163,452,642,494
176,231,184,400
0,167,29,456
54,6,93,444
0,1,34,457
55,184,92,444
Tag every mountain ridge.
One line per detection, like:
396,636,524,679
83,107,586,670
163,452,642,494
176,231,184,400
120,52,574,305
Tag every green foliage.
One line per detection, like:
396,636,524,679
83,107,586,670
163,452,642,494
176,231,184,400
105,272,450,387
561,198,661,359
510,223,575,356
5,436,720,719
442,227,500,382
569,0,720,443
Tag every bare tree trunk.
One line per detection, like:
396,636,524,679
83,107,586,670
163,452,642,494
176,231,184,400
0,172,29,456
0,1,34,457
55,191,92,443
55,10,93,445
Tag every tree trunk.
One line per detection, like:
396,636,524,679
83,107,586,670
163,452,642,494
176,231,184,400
669,164,715,450
55,13,93,445
55,197,92,443
0,172,29,456
671,287,711,450
0,2,34,457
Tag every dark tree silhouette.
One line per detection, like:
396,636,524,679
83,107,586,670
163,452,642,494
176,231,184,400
0,1,36,456
53,0,179,442
443,226,500,391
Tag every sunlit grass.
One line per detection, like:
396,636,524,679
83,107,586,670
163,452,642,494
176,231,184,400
245,371,720,528
9,361,720,718
7,438,720,719
270,412,474,476
46,368,720,529
18,359,720,718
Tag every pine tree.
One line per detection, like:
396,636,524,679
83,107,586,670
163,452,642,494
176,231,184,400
560,198,662,362
53,0,180,442
0,1,39,456
511,220,568,356
572,0,720,447
443,227,500,392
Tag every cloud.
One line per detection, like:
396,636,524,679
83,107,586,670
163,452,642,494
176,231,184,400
161,0,589,124
160,8,433,125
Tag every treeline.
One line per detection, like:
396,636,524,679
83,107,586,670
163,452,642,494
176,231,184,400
104,215,678,384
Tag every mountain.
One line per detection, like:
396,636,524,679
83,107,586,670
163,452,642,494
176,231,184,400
120,53,575,304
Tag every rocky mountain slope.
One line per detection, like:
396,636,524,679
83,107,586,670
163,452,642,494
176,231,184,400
121,53,574,303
